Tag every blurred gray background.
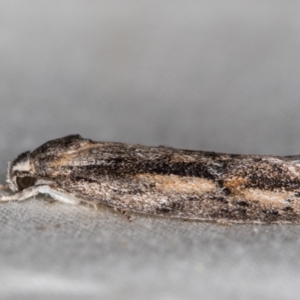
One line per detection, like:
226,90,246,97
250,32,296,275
1,1,300,299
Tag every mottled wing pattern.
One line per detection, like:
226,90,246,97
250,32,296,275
29,135,300,222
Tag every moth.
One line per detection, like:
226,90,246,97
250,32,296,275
1,134,300,223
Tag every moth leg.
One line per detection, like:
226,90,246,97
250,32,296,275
42,186,81,205
81,200,99,211
0,184,10,191
0,185,48,202
114,208,133,222
0,184,81,205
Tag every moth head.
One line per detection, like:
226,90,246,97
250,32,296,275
7,151,36,192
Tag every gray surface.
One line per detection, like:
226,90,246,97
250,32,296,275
1,1,300,299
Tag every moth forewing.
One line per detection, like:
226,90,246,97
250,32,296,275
1,134,300,223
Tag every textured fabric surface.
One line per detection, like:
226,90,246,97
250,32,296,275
1,1,300,299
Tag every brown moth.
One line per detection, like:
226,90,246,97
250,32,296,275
1,134,300,223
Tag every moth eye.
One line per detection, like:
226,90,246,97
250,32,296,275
16,176,36,190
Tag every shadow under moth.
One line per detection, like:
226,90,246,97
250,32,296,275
1,134,300,223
